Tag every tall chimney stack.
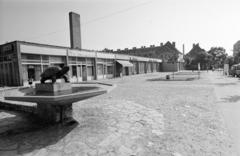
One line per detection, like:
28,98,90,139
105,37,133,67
182,44,185,56
69,12,82,49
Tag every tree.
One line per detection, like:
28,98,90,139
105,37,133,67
207,47,227,68
184,49,209,70
102,48,113,52
225,56,235,67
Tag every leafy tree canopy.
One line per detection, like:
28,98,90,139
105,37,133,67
184,45,227,70
207,47,227,68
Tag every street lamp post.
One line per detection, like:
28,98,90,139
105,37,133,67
198,63,200,79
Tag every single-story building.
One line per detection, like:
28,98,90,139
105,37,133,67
0,41,162,86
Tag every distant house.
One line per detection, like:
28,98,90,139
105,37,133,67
112,41,184,72
185,43,207,70
187,43,206,56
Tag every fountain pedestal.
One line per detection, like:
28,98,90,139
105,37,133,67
36,83,71,92
37,102,72,123
36,83,73,123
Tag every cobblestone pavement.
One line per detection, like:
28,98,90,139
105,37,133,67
208,71,240,155
0,72,236,156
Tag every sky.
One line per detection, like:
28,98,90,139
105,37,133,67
1,0,240,55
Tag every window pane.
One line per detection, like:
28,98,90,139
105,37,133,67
87,66,94,76
107,66,113,74
72,66,77,76
79,66,82,76
97,64,103,75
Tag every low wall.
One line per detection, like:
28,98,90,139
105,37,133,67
162,62,178,72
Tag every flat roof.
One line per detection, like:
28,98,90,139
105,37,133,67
1,40,162,62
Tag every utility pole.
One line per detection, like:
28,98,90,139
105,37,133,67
182,44,185,56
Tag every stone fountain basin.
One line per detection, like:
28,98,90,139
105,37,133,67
3,83,110,123
4,85,107,105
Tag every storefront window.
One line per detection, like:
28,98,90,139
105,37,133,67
77,58,85,64
87,66,94,76
69,57,77,64
148,63,151,71
97,58,104,64
49,56,65,64
107,66,113,74
86,58,94,65
43,65,49,72
35,66,41,81
72,66,77,76
21,54,41,64
42,55,49,63
27,65,35,80
78,66,82,77
97,64,103,75
26,54,40,60
0,64,3,84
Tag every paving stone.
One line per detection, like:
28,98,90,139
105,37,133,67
0,72,236,155
118,145,135,156
32,149,48,156
63,141,88,154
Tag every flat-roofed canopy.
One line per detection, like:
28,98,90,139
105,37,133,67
117,60,133,67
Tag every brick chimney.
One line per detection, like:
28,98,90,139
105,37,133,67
69,12,82,49
172,42,176,47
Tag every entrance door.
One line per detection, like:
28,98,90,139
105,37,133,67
28,67,35,80
82,65,87,81
125,67,129,75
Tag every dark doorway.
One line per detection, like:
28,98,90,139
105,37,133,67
28,67,35,80
125,67,129,76
115,62,122,77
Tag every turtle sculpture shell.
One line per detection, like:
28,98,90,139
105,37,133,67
40,66,70,83
41,66,61,78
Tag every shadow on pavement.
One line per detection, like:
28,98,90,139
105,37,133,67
221,95,240,103
0,110,78,155
147,77,196,81
214,83,237,86
0,111,32,135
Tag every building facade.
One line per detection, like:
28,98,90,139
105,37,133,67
109,41,184,72
233,40,240,57
0,41,162,86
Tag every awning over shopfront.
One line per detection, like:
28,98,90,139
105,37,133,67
116,60,133,67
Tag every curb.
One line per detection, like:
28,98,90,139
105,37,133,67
0,101,37,114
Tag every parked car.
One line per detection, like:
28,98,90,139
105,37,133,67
229,64,240,77
229,64,236,76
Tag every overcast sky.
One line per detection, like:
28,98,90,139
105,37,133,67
0,0,240,55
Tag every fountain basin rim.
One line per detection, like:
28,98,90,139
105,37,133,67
4,89,107,105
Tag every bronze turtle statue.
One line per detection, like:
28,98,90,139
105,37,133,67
40,66,70,83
